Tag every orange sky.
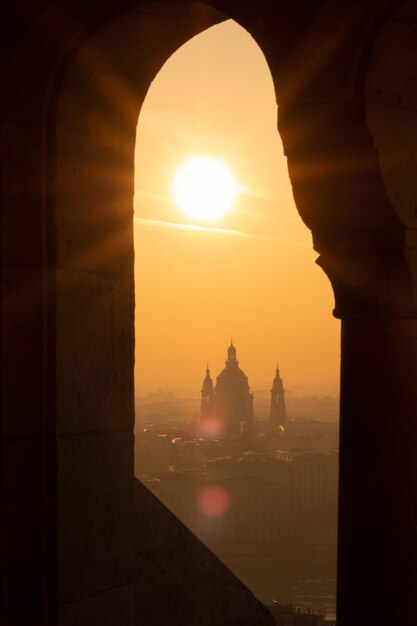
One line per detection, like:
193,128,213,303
134,20,340,398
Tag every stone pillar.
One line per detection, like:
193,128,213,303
337,315,417,625
278,87,417,622
319,243,417,625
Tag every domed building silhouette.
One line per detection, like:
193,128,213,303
200,341,255,439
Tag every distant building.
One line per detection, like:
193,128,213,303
201,341,255,439
201,365,214,417
271,366,286,424
201,342,286,440
266,603,332,625
275,449,338,531
152,451,293,555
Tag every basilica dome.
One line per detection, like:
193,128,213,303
213,342,254,437
200,343,285,441
216,344,251,392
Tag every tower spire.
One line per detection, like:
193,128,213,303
271,364,286,424
227,340,237,365
201,365,214,418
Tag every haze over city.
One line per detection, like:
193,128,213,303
134,20,340,398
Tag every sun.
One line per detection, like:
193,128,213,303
173,156,239,222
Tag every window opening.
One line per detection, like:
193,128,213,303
134,19,339,621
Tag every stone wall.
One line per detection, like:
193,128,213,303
134,479,274,626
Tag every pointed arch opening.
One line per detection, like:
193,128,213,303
134,17,339,616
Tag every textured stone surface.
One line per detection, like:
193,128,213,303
1,268,45,438
56,269,134,434
366,10,417,231
134,479,274,626
57,431,134,605
337,318,417,625
59,583,135,626
1,439,44,612
56,125,135,275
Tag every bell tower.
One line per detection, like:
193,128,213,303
271,365,286,424
201,365,214,417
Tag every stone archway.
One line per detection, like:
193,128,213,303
2,1,416,625
54,4,249,624
274,3,417,623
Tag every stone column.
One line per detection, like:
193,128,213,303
322,247,417,625
338,316,417,625
278,90,417,623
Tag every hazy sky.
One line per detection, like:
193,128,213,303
134,20,340,398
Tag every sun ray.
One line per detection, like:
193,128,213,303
134,216,308,246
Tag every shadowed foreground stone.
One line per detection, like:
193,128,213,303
134,479,274,626
3,2,417,624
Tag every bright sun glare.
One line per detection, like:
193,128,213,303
173,156,239,222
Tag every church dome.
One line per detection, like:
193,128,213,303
216,341,249,389
200,342,254,439
216,361,250,391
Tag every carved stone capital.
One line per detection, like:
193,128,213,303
316,238,417,319
278,95,417,320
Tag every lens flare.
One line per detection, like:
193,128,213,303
199,415,225,439
198,485,231,517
